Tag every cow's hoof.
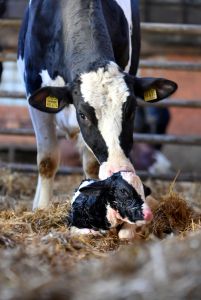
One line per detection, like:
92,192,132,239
70,227,102,236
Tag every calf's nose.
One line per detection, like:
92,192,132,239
143,207,153,221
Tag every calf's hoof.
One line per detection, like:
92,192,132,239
70,227,102,236
118,223,137,240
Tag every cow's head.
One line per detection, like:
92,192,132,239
29,62,177,178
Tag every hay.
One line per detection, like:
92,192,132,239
0,169,201,299
151,190,201,238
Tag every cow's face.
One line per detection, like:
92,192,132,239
74,63,137,175
29,62,177,178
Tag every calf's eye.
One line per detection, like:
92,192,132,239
120,189,129,197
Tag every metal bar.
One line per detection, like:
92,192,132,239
137,99,201,108
0,52,16,62
0,19,201,35
1,91,201,109
141,23,201,35
133,134,201,146
0,19,21,27
0,162,83,175
0,144,36,151
1,53,200,71
0,162,200,181
139,60,201,71
0,128,63,138
0,91,26,99
137,171,201,182
0,128,35,136
0,128,201,147
1,19,201,36
141,0,201,6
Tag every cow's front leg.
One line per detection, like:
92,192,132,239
82,144,99,179
29,106,59,210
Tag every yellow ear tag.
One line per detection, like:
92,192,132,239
46,96,59,109
144,88,157,102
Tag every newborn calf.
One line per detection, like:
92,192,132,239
68,172,152,233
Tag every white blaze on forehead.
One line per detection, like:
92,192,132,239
121,172,146,202
80,62,130,163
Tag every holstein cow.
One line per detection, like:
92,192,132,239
18,0,177,237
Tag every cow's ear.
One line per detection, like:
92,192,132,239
134,77,177,103
28,85,73,113
79,181,109,196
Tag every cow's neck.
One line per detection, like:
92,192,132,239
61,0,115,80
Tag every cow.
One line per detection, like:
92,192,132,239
18,0,177,238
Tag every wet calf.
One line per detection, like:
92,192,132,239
68,172,152,235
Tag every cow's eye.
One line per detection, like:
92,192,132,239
79,111,87,120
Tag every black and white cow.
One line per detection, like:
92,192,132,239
18,0,177,224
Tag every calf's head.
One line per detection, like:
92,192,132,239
79,171,152,226
29,62,177,178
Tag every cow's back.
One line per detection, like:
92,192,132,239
102,0,140,74
18,0,68,95
18,0,140,96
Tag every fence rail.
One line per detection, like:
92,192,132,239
141,23,201,35
140,60,201,71
1,19,201,35
0,128,200,147
0,162,200,182
0,53,16,62
1,91,201,109
1,54,200,71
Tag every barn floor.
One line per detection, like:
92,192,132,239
0,169,201,300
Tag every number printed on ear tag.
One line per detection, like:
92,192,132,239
144,88,157,102
46,96,59,109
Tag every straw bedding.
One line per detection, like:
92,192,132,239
0,169,200,299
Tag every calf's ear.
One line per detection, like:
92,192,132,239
134,77,177,103
79,181,109,196
143,184,152,197
28,85,73,113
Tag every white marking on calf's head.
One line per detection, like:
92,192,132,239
72,179,95,204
